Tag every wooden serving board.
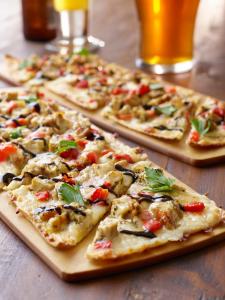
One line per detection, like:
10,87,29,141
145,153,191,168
0,62,225,166
0,87,224,280
41,88,225,167
1,192,225,282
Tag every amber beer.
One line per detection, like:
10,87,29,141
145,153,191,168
136,0,199,73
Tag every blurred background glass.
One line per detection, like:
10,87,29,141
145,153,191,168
21,0,57,41
135,0,200,74
48,0,105,53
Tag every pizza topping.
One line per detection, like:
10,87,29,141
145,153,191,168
191,119,211,137
35,191,51,202
137,192,173,203
119,229,156,239
143,219,162,232
7,101,18,114
146,109,156,118
144,168,175,193
62,174,76,185
213,107,225,118
190,130,200,143
117,113,132,121
10,126,26,139
2,172,16,185
86,151,98,164
90,188,109,205
111,88,127,95
56,140,78,159
0,144,17,162
115,164,137,183
114,154,133,163
182,202,205,213
156,105,177,116
58,183,85,206
74,48,90,56
76,79,89,89
94,240,112,249
137,84,150,96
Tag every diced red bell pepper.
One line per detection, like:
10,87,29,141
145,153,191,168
90,188,109,202
166,86,176,93
114,153,133,163
111,88,128,95
117,114,132,121
60,148,79,160
101,149,113,156
102,181,111,189
17,118,27,126
7,101,18,114
190,130,200,142
77,139,88,149
5,120,17,128
143,219,162,232
86,151,98,164
0,144,17,162
213,107,225,118
138,84,150,96
76,79,89,89
183,202,205,213
146,110,156,118
98,77,107,85
94,240,112,249
37,92,45,98
35,191,51,202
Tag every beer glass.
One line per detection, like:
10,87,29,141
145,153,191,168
47,0,105,53
135,0,200,74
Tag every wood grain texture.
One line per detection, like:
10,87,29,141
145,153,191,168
0,0,225,299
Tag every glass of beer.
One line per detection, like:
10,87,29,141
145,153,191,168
135,0,200,74
47,0,105,53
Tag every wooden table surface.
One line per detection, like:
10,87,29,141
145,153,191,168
0,1,225,299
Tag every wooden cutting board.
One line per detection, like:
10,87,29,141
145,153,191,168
1,193,225,282
0,63,225,166
0,86,224,280
41,88,225,167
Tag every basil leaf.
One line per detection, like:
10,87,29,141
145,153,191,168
18,60,32,70
75,48,90,56
191,118,211,136
59,183,85,205
56,140,77,154
156,105,177,116
150,83,164,90
145,167,175,193
10,126,26,139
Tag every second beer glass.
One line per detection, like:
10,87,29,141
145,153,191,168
135,0,200,74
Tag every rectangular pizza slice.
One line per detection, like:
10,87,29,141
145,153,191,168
87,161,224,260
187,97,225,147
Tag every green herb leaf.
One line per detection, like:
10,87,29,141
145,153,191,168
56,140,77,154
18,60,32,70
24,95,38,104
59,183,85,205
10,126,26,139
74,48,90,56
156,105,177,116
144,167,175,193
150,83,164,90
191,118,211,136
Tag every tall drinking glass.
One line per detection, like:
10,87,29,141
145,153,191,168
47,0,105,53
135,0,200,74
